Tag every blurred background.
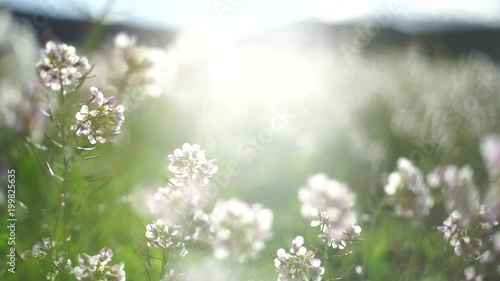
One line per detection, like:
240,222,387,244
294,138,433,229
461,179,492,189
1,0,500,280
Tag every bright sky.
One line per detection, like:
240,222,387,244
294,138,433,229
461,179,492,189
4,0,500,36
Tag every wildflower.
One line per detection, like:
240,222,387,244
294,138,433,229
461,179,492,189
145,219,189,257
73,248,126,281
167,143,218,186
209,199,273,262
147,178,207,224
311,208,361,249
427,165,480,225
36,41,91,92
21,238,72,281
470,229,500,280
437,210,479,257
71,87,125,145
190,210,214,242
384,158,434,218
21,237,55,259
298,173,361,248
298,173,355,218
274,236,325,281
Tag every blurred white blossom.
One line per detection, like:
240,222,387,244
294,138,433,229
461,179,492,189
385,158,434,218
114,32,137,49
427,165,480,224
298,173,355,218
21,237,55,259
73,248,126,281
21,238,73,281
147,178,208,224
298,173,361,248
274,236,325,281
208,199,273,262
161,269,185,281
464,266,483,281
182,258,235,281
480,135,500,177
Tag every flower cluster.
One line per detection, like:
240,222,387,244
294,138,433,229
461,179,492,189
21,238,74,280
148,144,218,224
311,208,362,249
274,236,325,281
190,210,213,242
147,179,207,224
209,199,273,262
144,143,274,277
461,228,500,281
431,136,500,280
73,248,126,281
167,143,218,186
427,165,480,225
384,158,434,218
21,237,56,260
437,210,480,257
298,173,361,249
36,41,91,92
71,87,125,145
145,219,189,257
21,238,73,281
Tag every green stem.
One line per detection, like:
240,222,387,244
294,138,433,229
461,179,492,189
54,81,70,243
362,197,391,280
323,238,329,273
160,250,170,279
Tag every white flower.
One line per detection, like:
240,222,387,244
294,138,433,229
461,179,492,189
71,87,125,145
385,158,434,218
311,208,361,249
208,199,273,262
437,211,478,257
385,172,401,195
36,41,91,92
298,173,355,219
299,173,360,248
147,176,211,230
464,266,483,281
427,165,480,225
114,32,137,49
167,143,218,186
73,248,126,281
274,236,325,281
90,87,105,106
21,238,73,280
145,219,189,257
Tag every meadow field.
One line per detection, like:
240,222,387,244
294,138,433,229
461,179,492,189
0,10,500,281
